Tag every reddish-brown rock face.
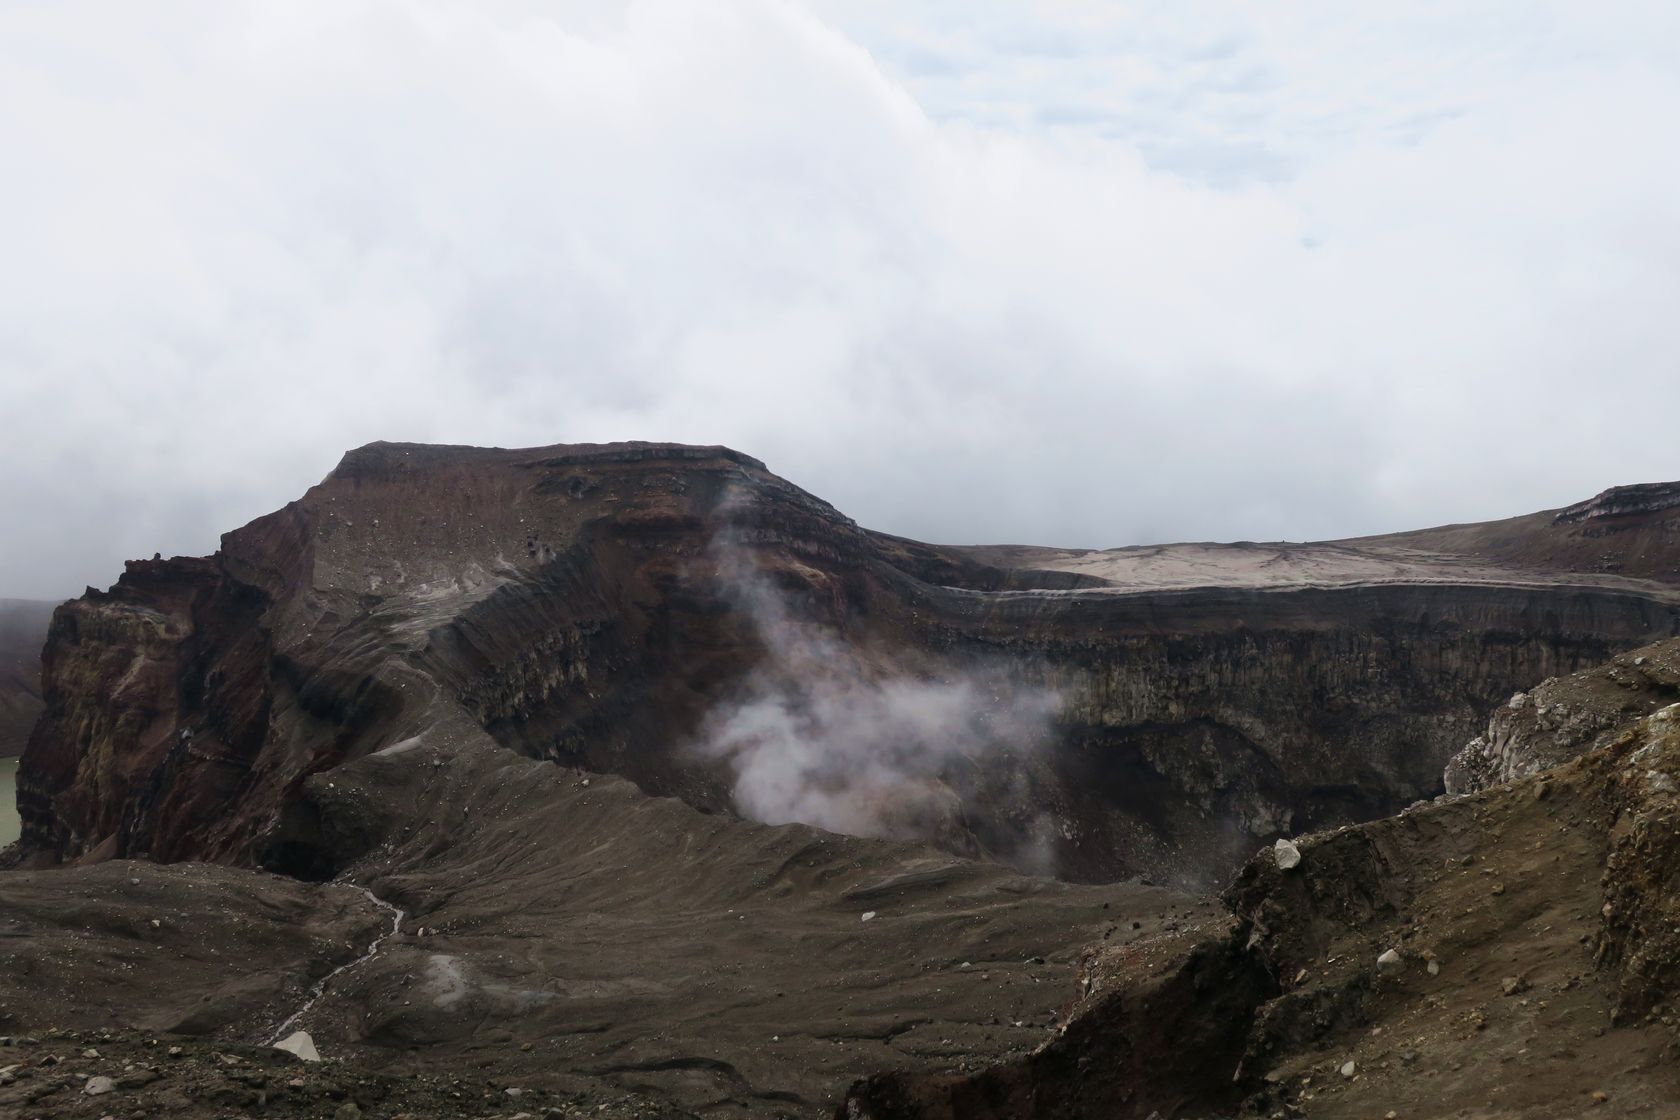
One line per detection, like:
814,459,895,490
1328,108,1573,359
18,557,278,862
13,443,1680,887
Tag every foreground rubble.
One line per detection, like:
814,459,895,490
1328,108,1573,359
0,1027,690,1119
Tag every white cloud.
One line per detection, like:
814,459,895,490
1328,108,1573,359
2,0,1679,597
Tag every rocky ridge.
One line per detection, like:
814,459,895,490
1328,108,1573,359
13,444,1680,891
1552,480,1680,526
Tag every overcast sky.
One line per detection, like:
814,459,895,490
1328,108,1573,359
4,2,1679,600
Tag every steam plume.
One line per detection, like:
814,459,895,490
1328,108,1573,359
690,540,1062,862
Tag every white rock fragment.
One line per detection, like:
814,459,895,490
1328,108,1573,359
860,911,877,923
274,1030,321,1062
1340,1060,1356,1079
84,1076,117,1096
1376,948,1403,974
1273,839,1302,870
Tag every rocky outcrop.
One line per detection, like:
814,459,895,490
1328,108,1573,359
846,687,1680,1119
1554,481,1680,525
842,917,1270,1120
0,599,55,758
13,444,1680,889
1384,478,1680,582
1444,636,1680,793
1594,701,1680,1021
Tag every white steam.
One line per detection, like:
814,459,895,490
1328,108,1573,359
691,543,1062,855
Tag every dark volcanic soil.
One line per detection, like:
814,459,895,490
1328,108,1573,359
1,739,1210,1118
0,1027,690,1119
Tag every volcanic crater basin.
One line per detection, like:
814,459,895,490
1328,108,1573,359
13,442,1680,893
8,443,1680,1118
0,738,1213,1118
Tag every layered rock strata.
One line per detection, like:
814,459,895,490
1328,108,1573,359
13,444,1680,889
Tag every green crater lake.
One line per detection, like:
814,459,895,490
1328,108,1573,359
1,757,19,848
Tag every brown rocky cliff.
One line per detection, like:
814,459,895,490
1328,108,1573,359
1553,480,1680,526
13,444,1680,889
1376,479,1680,582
